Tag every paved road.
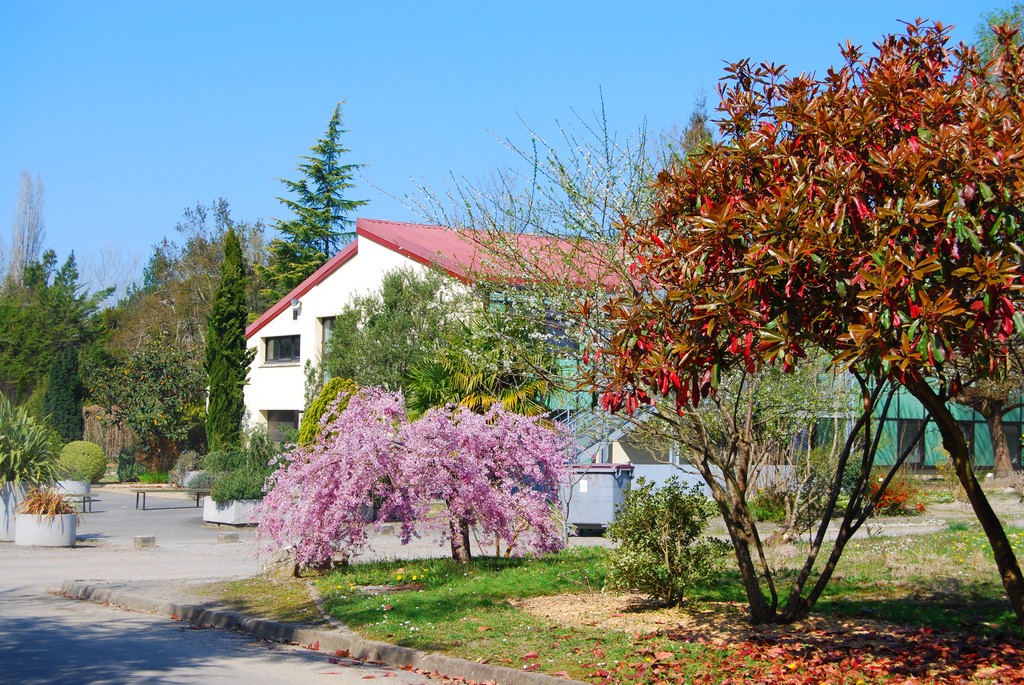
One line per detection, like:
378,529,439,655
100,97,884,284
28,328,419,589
0,487,435,685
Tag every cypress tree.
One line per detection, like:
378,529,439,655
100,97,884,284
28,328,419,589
43,347,84,442
205,228,255,451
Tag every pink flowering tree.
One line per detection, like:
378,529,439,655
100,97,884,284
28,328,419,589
399,404,571,562
259,387,572,568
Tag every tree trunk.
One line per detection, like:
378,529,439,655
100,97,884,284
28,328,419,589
449,517,472,563
985,410,1015,479
906,379,1024,631
717,489,776,623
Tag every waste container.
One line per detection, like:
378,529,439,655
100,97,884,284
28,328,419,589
565,464,634,535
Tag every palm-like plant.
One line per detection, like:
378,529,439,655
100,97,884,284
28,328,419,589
407,313,556,417
0,394,61,488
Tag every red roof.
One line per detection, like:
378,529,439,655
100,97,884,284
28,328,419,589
246,217,617,339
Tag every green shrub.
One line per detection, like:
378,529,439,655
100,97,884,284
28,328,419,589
0,394,61,487
117,445,142,483
205,427,279,502
607,477,730,607
59,440,106,483
299,377,358,445
748,486,787,523
210,468,266,502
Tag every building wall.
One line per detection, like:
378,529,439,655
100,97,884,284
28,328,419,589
873,385,1023,469
243,239,428,432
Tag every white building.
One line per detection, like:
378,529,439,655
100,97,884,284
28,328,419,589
244,217,509,439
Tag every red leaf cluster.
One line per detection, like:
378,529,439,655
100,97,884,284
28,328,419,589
585,626,1024,684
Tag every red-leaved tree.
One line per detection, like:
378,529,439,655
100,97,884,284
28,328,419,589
595,21,1024,628
259,388,571,567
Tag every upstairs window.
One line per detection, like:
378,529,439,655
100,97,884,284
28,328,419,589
265,335,300,363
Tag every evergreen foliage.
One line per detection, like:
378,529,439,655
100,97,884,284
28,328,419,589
205,228,255,451
322,267,462,394
298,376,358,446
87,337,206,472
0,250,109,403
262,103,366,303
43,347,84,442
607,477,729,607
58,440,106,483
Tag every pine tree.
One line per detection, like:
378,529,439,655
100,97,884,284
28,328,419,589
43,347,84,443
205,228,255,451
262,103,366,303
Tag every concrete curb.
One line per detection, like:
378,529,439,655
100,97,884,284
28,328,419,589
61,581,583,685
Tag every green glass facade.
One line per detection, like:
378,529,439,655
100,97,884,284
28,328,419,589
872,385,1022,469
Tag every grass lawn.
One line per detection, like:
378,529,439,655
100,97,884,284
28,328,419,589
209,522,1024,684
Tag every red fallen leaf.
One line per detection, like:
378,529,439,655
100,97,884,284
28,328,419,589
521,651,539,660
171,613,181,621
551,671,571,679
335,649,350,658
477,625,492,632
305,640,320,651
653,651,673,660
593,648,605,659
382,604,393,611
522,664,540,672
328,658,339,665
362,676,375,680
593,669,610,678
382,673,396,678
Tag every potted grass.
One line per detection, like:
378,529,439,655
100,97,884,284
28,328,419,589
0,395,61,541
15,487,77,547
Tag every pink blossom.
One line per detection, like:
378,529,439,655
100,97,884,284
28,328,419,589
258,387,572,567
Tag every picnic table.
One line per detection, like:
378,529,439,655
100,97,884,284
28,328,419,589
130,487,211,511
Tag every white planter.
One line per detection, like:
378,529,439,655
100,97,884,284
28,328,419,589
14,513,78,547
1,483,27,542
203,497,261,525
56,480,91,496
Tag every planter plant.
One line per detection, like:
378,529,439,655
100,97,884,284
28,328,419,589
15,487,78,547
202,428,277,526
0,395,61,541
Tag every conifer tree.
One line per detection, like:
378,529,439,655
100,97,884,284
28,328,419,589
205,228,255,451
262,103,366,303
43,347,84,443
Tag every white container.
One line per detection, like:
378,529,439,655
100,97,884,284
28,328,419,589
203,497,261,526
56,480,91,496
1,482,27,542
15,513,78,547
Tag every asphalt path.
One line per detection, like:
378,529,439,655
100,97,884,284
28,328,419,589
0,487,433,685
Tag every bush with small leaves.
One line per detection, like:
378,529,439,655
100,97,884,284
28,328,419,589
168,450,203,486
117,445,142,483
58,441,106,484
607,477,730,607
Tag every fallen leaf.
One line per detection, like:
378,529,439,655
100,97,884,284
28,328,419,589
522,651,539,660
478,625,492,632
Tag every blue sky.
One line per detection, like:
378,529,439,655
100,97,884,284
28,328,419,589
0,1,995,291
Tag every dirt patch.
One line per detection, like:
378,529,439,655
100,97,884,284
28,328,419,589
513,592,895,644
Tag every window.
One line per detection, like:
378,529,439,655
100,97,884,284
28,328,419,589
266,410,300,442
957,421,976,462
320,317,335,352
897,418,926,467
265,335,300,363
